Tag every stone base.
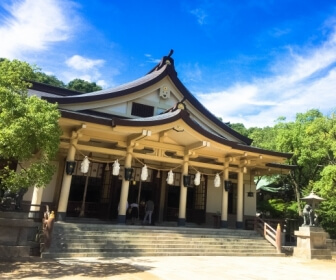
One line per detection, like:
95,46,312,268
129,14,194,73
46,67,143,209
293,226,332,260
0,245,31,257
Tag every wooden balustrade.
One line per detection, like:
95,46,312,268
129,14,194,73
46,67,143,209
255,217,282,253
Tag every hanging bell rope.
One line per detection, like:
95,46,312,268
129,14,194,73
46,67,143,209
190,165,223,177
134,157,181,172
71,144,125,164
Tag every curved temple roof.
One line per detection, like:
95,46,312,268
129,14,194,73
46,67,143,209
41,50,253,146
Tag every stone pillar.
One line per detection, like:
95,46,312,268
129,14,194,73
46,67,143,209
118,146,133,224
236,169,244,229
178,154,189,226
221,162,229,228
293,226,332,260
57,136,78,221
28,186,43,218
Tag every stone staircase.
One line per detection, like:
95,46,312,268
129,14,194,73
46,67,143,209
41,222,285,259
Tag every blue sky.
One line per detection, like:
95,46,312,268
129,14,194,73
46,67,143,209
1,0,336,128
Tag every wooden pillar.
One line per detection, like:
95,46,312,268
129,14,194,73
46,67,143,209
178,154,189,226
118,146,133,224
57,136,78,221
28,186,43,219
221,161,229,228
236,168,244,228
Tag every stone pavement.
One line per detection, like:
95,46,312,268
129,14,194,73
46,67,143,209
0,255,335,280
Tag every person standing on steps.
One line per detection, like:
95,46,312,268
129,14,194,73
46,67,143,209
143,198,154,225
130,202,139,225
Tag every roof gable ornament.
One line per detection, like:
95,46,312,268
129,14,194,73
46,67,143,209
159,85,170,99
148,49,175,74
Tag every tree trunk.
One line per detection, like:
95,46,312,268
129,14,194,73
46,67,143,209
290,172,302,216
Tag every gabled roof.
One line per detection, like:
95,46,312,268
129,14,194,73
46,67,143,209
39,50,253,145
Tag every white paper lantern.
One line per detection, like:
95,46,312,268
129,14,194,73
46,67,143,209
81,156,90,174
214,173,221,188
141,164,148,181
194,171,201,186
112,159,120,176
166,169,174,185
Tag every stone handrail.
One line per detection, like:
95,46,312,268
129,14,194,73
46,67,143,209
255,217,282,253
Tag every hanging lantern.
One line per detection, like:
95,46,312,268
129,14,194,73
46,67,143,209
166,169,174,185
214,173,221,188
112,159,120,176
141,164,148,181
183,175,191,187
124,168,133,181
194,171,201,186
224,180,232,192
81,156,90,174
65,161,76,175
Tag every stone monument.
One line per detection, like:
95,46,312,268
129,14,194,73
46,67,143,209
293,191,332,260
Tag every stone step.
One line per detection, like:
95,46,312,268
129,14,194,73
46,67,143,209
51,243,274,251
53,233,262,240
41,222,283,259
42,251,284,259
53,223,259,236
52,235,264,241
52,240,271,246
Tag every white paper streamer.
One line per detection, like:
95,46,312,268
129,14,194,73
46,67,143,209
166,169,174,185
81,156,90,174
214,173,221,188
141,164,148,181
194,171,201,186
112,159,120,176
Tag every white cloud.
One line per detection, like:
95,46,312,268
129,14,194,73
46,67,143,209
190,8,208,25
180,63,203,83
66,55,105,71
144,54,161,64
197,26,336,128
62,55,108,87
0,0,75,59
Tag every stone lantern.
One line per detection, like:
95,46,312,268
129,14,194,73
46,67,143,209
293,191,331,260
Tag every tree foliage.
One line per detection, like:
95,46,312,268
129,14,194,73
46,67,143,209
34,71,66,88
231,109,336,236
67,78,102,93
0,59,61,192
32,72,102,93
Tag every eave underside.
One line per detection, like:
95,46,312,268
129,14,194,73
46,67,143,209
58,113,293,176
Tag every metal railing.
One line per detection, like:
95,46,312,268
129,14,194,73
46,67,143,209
255,217,282,253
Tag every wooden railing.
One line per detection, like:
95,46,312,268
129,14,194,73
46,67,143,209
255,217,282,253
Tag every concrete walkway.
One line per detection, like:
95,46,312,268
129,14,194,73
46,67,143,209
1,256,335,280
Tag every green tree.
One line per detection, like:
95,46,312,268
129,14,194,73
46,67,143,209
232,110,336,236
314,165,336,238
307,112,336,237
0,59,61,192
33,71,66,88
67,78,102,93
228,123,249,137
274,110,331,215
